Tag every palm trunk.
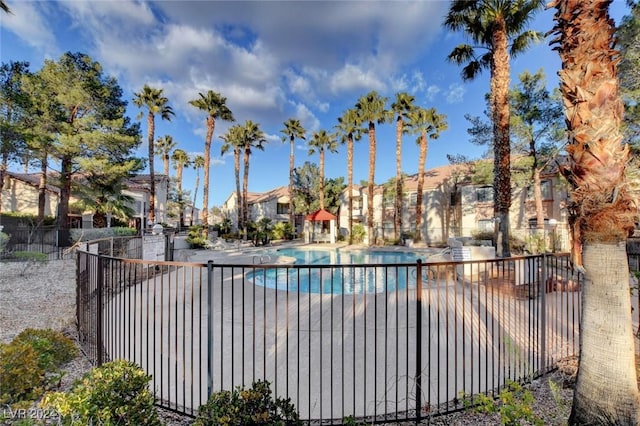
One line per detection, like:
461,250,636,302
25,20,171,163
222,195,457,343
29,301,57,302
395,116,403,242
415,131,427,242
569,242,640,424
289,136,295,228
163,155,170,178
347,134,354,245
243,148,250,239
234,148,242,233
202,116,214,237
176,164,184,228
147,112,156,224
191,169,200,227
319,148,325,210
367,122,376,246
491,19,511,258
552,0,640,422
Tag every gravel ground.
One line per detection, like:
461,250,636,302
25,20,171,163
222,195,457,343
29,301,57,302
0,259,578,425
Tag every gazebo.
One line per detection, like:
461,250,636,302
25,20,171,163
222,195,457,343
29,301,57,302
304,209,337,244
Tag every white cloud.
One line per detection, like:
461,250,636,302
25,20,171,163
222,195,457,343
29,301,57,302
330,64,386,94
426,85,441,102
2,2,57,53
446,83,465,104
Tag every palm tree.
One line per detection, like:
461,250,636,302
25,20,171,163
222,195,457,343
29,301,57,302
171,148,190,228
408,108,448,242
551,0,640,423
133,85,174,225
355,91,391,246
336,108,363,245
444,0,544,257
189,90,234,236
307,130,338,210
190,154,204,226
391,92,417,242
155,135,177,178
239,120,266,238
280,119,306,231
221,125,244,233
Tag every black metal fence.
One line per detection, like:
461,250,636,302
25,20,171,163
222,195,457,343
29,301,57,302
75,244,613,424
1,225,71,260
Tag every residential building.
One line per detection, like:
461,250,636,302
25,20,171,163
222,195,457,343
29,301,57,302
222,186,303,233
0,171,169,232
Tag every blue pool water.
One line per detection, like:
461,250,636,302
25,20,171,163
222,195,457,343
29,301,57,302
248,248,427,294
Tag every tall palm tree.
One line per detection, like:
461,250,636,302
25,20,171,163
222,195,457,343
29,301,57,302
280,119,306,230
336,108,363,245
444,0,544,257
190,154,205,226
220,125,244,232
171,148,190,228
189,90,234,236
355,91,391,246
307,130,338,210
133,85,174,225
391,92,417,242
551,0,640,423
238,120,266,238
408,108,448,242
155,134,177,178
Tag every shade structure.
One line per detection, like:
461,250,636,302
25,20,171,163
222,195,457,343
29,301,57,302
304,209,336,243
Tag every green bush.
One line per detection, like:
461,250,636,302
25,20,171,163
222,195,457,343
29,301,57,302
13,328,78,373
0,231,9,252
70,227,137,243
0,341,43,404
351,224,366,244
194,380,301,426
41,360,161,426
462,380,543,426
186,225,208,248
0,328,77,405
272,222,294,240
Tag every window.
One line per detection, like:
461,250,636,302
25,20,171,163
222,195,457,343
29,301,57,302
353,196,362,210
476,186,493,203
408,192,417,207
527,180,552,200
277,203,289,214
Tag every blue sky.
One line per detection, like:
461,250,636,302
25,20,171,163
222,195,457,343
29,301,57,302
0,0,630,209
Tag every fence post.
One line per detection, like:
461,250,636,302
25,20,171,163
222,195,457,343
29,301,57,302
540,254,547,374
415,259,423,423
207,260,214,399
96,255,104,365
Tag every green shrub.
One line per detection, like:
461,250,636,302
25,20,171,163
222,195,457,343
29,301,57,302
70,227,137,243
194,380,301,426
461,380,543,426
0,329,77,405
351,224,366,244
272,222,294,240
186,225,208,248
41,360,161,426
13,328,78,373
0,341,43,404
0,231,9,252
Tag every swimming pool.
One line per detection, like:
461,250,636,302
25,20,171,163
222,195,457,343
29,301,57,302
248,247,430,294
